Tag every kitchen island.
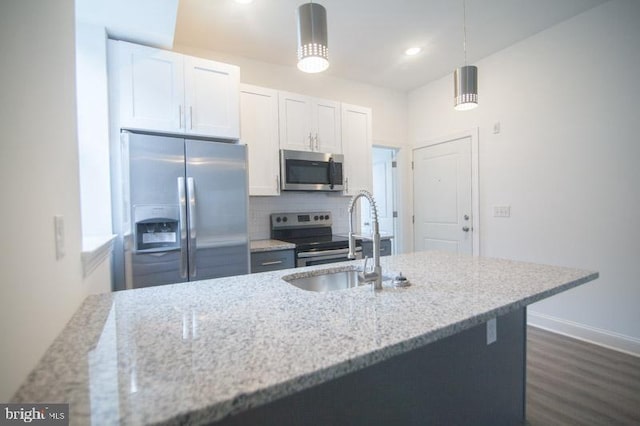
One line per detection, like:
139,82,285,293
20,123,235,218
12,251,598,425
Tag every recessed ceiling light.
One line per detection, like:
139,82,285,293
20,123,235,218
405,47,422,56
234,0,254,4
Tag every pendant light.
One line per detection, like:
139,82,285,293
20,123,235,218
296,1,329,73
454,0,478,111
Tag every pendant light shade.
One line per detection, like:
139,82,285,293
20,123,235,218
296,2,329,73
454,0,478,111
454,65,478,111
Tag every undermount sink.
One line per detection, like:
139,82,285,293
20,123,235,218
282,268,392,292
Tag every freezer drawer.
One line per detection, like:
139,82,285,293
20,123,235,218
131,250,187,288
251,250,295,273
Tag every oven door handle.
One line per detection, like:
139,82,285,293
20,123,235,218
297,247,362,258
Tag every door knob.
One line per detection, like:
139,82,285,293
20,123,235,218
463,214,469,220
462,226,470,232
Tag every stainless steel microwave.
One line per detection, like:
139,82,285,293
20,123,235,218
280,149,344,192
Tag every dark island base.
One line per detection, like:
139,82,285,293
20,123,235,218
215,308,526,426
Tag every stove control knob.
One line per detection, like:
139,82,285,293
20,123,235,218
276,217,281,223
325,214,330,220
282,217,288,222
314,215,319,221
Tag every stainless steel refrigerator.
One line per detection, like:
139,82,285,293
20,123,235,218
115,131,249,289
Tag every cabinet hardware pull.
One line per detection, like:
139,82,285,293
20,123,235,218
179,105,183,129
261,260,283,266
275,175,280,194
314,133,319,151
189,106,193,129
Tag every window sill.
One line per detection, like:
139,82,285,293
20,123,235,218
82,235,116,277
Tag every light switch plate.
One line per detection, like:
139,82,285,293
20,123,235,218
54,215,65,260
493,205,511,218
487,318,497,345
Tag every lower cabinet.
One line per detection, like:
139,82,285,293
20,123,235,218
361,239,392,258
251,250,295,273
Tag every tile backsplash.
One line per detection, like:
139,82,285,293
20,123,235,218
249,193,351,240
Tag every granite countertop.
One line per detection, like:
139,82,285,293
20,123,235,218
13,251,598,425
250,239,295,253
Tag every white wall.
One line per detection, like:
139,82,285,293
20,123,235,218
408,0,640,353
0,0,90,400
175,45,413,252
76,21,113,241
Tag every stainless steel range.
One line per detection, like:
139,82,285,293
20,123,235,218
270,211,362,267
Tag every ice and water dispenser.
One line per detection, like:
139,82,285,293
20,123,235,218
133,205,181,252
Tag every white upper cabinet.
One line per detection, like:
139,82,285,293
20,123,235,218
113,41,184,133
341,103,373,196
240,84,280,196
278,91,341,153
110,40,240,139
314,98,342,154
184,56,239,138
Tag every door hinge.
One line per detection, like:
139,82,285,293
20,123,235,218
392,161,397,168
412,215,415,224
393,211,398,218
411,161,414,170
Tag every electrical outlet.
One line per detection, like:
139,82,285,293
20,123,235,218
493,205,511,218
493,122,501,134
487,318,497,345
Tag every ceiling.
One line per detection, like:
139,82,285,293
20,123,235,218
174,0,607,92
76,0,179,48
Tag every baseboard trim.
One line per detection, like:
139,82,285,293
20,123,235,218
527,311,640,358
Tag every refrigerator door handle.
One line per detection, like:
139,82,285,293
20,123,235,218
178,177,188,279
187,177,197,278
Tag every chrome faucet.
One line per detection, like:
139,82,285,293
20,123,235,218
348,190,383,290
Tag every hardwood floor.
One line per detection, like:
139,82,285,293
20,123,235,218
526,326,640,426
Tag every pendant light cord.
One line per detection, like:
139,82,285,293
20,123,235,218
463,0,468,66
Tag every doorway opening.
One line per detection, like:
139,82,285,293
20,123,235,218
361,146,399,255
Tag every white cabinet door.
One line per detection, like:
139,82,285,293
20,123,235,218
114,41,184,133
240,84,280,196
314,98,342,153
341,103,372,196
278,92,342,153
184,56,240,139
278,91,314,151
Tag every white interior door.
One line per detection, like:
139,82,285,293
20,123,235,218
413,137,472,254
362,148,395,237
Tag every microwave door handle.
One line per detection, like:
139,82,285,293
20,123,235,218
328,157,335,189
